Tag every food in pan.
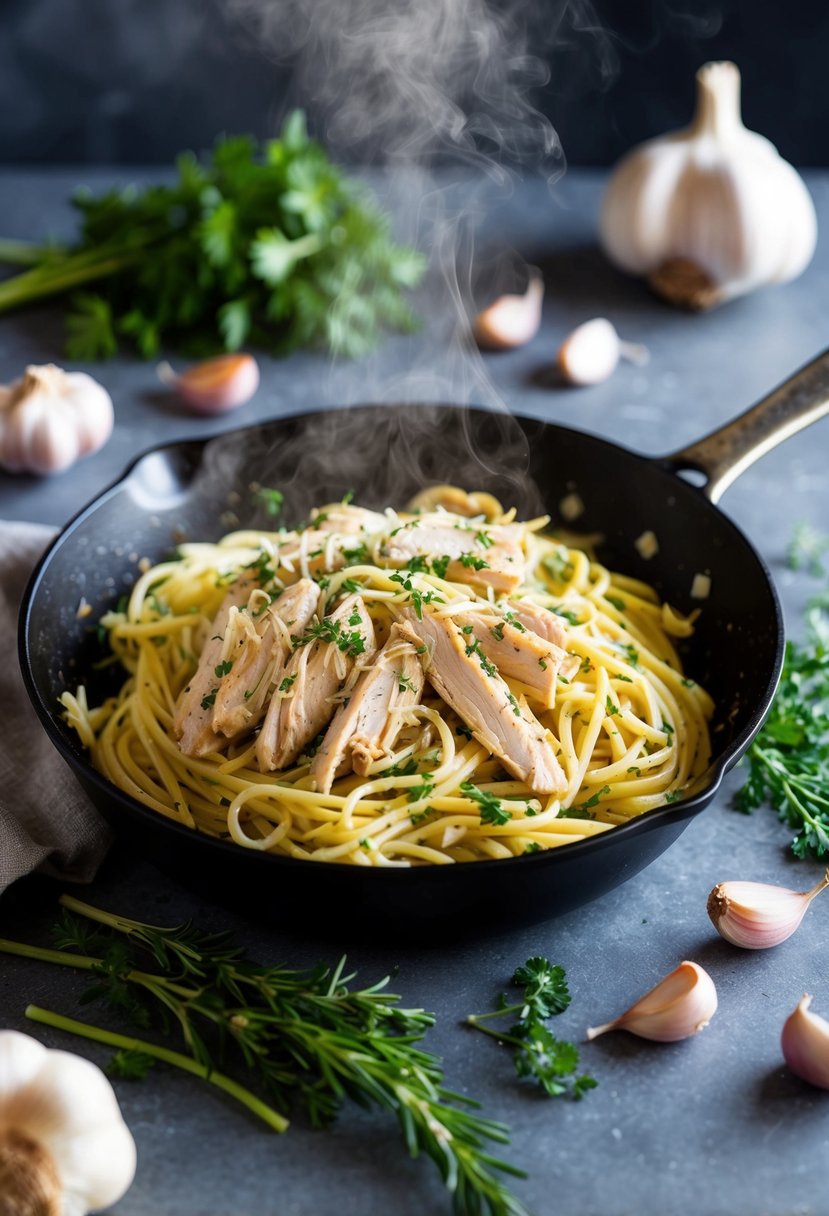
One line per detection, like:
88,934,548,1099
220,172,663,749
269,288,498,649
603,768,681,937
62,487,713,866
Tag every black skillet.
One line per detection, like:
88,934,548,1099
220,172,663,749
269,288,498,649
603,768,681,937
18,350,829,936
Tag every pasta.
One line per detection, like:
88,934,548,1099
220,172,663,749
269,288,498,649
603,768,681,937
62,487,714,867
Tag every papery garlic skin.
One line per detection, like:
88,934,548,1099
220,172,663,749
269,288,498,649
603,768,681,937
586,961,717,1043
708,871,829,950
473,271,544,350
0,364,113,475
0,1029,136,1215
781,995,829,1090
600,61,817,309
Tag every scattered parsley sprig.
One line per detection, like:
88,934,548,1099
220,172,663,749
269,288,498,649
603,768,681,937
0,114,424,360
1,897,530,1216
467,957,596,1100
735,600,829,857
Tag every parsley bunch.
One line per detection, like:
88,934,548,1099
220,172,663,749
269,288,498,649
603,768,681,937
0,113,424,360
2,896,530,1216
735,601,829,857
467,957,597,1100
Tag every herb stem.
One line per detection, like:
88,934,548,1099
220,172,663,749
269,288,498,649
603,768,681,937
24,1005,290,1134
0,238,48,266
0,938,98,971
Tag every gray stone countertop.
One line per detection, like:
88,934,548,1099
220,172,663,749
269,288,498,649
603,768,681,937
1,167,829,1216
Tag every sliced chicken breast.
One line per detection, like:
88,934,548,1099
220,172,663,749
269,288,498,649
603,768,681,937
310,625,425,793
453,610,569,709
212,579,319,741
174,574,257,757
256,594,376,772
507,600,580,681
382,513,525,594
396,609,566,796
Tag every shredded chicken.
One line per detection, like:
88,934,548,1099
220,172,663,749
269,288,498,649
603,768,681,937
396,609,567,796
174,574,257,757
212,579,319,741
310,625,425,793
256,594,376,772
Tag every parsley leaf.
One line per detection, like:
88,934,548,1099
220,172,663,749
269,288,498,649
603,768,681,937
460,781,512,826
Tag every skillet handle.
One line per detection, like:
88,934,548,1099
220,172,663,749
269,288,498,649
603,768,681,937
662,348,829,503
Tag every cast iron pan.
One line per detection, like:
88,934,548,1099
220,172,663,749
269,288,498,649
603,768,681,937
18,350,829,936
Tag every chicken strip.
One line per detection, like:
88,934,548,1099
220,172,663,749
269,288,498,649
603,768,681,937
453,610,569,709
396,609,567,796
382,513,525,594
174,573,257,757
310,625,425,793
507,599,580,680
256,594,376,772
212,578,319,741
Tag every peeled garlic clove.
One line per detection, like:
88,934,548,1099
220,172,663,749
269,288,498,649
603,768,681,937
473,271,544,350
782,995,829,1089
600,61,817,309
158,353,260,414
708,870,829,950
586,961,717,1042
557,318,649,386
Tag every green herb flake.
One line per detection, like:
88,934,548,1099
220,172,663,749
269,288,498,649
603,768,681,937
214,660,233,678
460,781,512,826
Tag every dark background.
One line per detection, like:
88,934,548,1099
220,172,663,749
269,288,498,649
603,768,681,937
1,0,827,167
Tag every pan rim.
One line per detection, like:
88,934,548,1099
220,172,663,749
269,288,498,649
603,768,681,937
18,401,786,878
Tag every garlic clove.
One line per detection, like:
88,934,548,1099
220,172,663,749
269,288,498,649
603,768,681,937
781,994,829,1090
473,270,544,350
600,60,817,309
708,870,829,949
158,352,260,414
586,960,717,1042
557,318,649,386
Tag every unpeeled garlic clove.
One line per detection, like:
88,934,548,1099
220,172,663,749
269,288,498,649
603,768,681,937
586,961,717,1042
781,995,829,1089
708,870,829,950
473,271,544,350
556,318,649,387
158,353,260,414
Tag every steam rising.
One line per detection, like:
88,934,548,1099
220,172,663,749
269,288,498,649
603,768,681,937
216,0,590,514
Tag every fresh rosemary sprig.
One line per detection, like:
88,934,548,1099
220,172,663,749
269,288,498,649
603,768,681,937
467,957,597,1100
1,897,530,1216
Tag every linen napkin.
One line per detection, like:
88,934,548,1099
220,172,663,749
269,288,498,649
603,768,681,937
0,520,111,895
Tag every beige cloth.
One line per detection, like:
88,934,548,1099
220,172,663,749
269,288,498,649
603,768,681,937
0,520,111,894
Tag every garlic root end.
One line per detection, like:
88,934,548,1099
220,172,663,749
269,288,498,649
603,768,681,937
0,1128,62,1216
648,260,723,311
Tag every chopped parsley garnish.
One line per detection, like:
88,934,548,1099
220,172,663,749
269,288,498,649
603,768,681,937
460,781,512,826
475,531,494,549
257,488,284,518
539,658,548,671
341,489,355,505
506,691,522,718
383,757,419,778
464,637,497,678
627,766,641,777
543,552,573,581
397,674,416,693
348,607,362,626
278,675,297,693
502,611,526,634
200,689,217,711
605,696,619,717
524,842,542,855
551,606,580,626
459,553,489,571
342,543,369,566
340,578,363,593
455,723,473,740
407,775,435,803
491,622,505,641
389,572,443,620
606,594,626,612
664,789,685,804
621,643,639,668
292,618,366,659
214,660,233,677
615,673,632,682
431,555,451,579
577,784,611,812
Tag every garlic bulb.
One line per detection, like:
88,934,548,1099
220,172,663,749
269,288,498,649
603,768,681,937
586,961,717,1042
473,270,544,350
0,1029,136,1215
600,61,817,309
781,995,829,1090
557,318,649,386
708,870,829,949
0,364,113,475
158,353,260,414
